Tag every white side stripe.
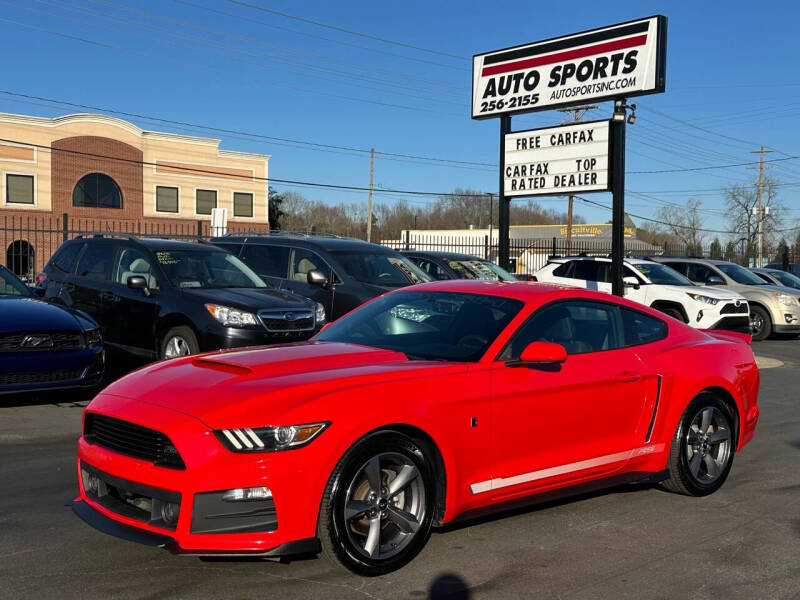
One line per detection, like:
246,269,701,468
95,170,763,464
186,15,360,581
469,444,665,495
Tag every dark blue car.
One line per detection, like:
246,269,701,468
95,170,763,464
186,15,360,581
0,264,104,394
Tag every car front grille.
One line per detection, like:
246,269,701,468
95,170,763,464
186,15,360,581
83,414,186,470
0,331,85,352
258,310,315,333
720,302,749,315
0,368,84,386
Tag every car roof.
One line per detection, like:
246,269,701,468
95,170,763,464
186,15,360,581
399,279,653,308
214,234,397,253
547,255,650,265
135,238,223,251
402,250,482,261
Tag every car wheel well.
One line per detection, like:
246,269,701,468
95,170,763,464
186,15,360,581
380,424,447,525
748,301,771,319
334,425,447,527
155,316,199,354
700,386,740,447
649,301,688,323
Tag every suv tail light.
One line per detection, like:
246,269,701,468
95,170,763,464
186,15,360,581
35,272,47,285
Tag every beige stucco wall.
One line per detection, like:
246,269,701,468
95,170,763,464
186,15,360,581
0,112,269,224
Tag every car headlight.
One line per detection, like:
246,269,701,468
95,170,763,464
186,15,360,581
205,304,259,327
84,327,102,347
214,422,329,453
314,302,326,324
687,293,719,305
774,293,797,306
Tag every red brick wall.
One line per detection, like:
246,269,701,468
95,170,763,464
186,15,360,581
51,136,143,222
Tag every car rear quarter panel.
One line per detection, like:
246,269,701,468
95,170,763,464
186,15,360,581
641,333,758,460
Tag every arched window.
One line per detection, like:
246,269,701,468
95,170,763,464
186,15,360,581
6,240,35,281
73,173,122,209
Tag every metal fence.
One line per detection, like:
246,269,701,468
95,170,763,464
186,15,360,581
0,213,262,283
381,232,800,274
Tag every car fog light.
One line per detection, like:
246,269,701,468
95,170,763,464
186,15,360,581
222,486,273,502
785,314,797,324
161,502,179,524
85,473,99,495
696,310,704,323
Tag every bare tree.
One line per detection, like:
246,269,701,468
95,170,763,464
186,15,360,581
724,175,785,248
655,198,705,255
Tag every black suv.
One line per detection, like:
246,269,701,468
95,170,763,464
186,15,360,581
211,234,431,320
401,250,517,281
39,236,325,360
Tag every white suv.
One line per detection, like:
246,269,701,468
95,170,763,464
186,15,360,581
535,256,750,331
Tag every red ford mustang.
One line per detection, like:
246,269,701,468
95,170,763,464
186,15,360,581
71,281,759,575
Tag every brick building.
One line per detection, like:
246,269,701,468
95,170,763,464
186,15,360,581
0,111,270,280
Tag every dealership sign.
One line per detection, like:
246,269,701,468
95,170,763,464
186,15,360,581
472,16,666,119
504,120,609,197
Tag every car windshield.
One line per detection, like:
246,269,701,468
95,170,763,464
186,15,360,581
154,249,267,289
716,263,767,285
315,291,523,361
0,267,31,297
447,259,516,281
331,251,431,287
630,262,693,286
767,270,800,289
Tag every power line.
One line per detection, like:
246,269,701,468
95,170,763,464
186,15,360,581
173,0,464,71
0,90,494,168
224,0,466,61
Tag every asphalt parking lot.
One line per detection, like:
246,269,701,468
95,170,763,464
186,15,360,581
1,341,799,600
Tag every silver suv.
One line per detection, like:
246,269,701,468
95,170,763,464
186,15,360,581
651,257,800,340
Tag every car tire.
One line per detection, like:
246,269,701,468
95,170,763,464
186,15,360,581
661,392,736,496
159,326,199,359
749,305,771,341
317,431,436,576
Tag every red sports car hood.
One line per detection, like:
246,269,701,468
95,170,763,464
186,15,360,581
100,342,464,429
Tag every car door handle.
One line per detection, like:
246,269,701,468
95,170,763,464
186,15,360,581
616,371,641,383
101,291,120,302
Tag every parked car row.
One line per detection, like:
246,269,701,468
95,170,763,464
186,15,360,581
2,233,525,394
532,254,800,341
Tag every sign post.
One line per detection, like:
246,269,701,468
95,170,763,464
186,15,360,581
473,15,666,294
610,100,627,297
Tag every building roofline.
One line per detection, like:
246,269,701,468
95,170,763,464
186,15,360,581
0,111,270,160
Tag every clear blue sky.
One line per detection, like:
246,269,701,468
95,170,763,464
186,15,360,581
1,0,799,238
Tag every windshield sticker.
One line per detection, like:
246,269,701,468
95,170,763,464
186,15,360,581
156,251,178,265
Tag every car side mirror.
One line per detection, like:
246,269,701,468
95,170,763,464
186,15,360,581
506,341,567,368
623,276,640,290
307,269,329,287
127,275,151,296
706,275,725,285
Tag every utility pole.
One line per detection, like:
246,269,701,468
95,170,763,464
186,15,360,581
558,104,597,254
366,147,374,242
748,146,773,267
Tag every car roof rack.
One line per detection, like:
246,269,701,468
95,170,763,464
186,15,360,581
71,233,208,243
222,230,362,241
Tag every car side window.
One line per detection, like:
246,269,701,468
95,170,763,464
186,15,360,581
289,248,327,282
242,244,289,278
49,243,82,274
624,266,644,282
413,258,448,280
664,262,688,277
504,301,623,358
114,247,158,289
551,262,574,277
687,264,715,284
572,261,600,281
620,307,667,346
75,244,113,281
